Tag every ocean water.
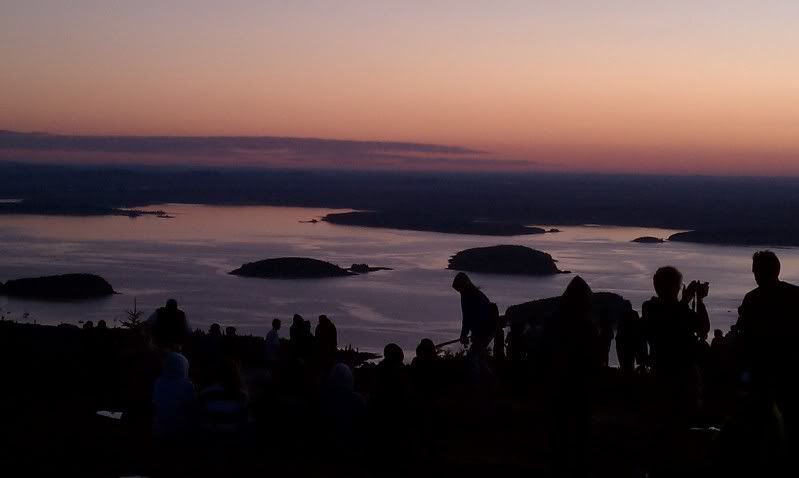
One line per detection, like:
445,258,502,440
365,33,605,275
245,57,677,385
2,204,798,355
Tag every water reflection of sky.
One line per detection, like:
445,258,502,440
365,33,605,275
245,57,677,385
2,204,799,356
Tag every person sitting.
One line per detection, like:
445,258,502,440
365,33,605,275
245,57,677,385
152,352,196,442
410,338,440,397
198,357,250,439
320,363,367,461
373,343,408,405
148,299,190,351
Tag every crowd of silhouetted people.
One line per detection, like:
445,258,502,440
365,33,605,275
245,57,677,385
67,250,799,476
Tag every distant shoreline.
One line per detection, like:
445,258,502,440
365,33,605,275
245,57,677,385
3,162,799,248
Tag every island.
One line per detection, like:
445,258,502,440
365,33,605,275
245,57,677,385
668,228,799,247
323,211,546,236
632,236,665,244
349,263,393,274
447,245,567,275
0,273,116,299
230,258,395,278
230,257,354,278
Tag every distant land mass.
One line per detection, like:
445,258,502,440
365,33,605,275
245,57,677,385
632,236,665,244
447,245,566,275
0,273,115,299
4,160,799,246
669,228,799,247
324,211,546,236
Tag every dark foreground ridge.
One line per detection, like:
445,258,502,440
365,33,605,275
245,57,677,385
230,257,354,278
0,273,115,299
2,249,798,477
448,245,566,275
632,236,665,244
324,210,546,236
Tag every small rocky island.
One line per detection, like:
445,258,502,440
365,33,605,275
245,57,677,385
230,258,392,279
349,263,393,274
632,236,665,244
447,245,567,275
0,273,116,299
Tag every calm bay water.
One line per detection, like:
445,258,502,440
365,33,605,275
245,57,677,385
2,204,798,355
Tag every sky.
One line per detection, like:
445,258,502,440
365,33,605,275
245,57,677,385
1,1,798,174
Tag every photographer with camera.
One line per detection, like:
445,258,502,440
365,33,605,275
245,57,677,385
640,266,711,475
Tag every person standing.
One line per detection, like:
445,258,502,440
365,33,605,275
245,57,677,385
148,299,191,352
265,318,281,365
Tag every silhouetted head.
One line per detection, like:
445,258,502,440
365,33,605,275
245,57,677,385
416,338,436,361
383,343,404,365
225,326,237,337
752,250,780,287
561,276,593,318
292,314,304,326
452,272,475,292
714,329,723,339
97,320,108,330
623,299,633,312
162,352,189,380
83,321,94,330
319,314,330,325
328,363,355,392
209,323,222,336
272,318,281,330
653,266,683,301
166,298,178,310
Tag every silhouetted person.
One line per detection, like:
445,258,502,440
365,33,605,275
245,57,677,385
152,352,196,442
302,319,316,358
493,326,506,361
198,357,249,437
642,266,710,383
82,320,94,330
264,318,281,365
599,309,614,367
209,323,222,337
452,272,498,382
370,343,410,466
289,314,304,345
320,363,367,461
222,326,240,363
641,266,710,475
96,319,108,330
411,338,440,397
315,314,338,367
542,276,601,477
149,299,190,351
616,300,642,373
735,251,799,458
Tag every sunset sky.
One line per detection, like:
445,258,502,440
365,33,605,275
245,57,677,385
1,1,798,174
